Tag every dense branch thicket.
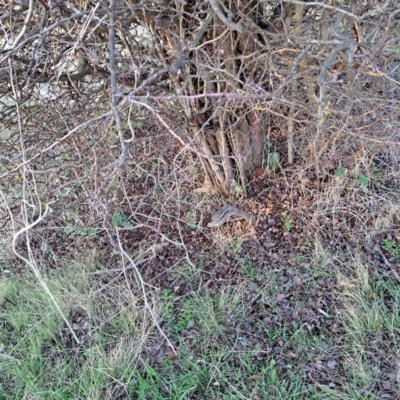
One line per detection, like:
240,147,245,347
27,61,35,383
1,0,400,200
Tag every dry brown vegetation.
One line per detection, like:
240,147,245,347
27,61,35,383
1,1,400,399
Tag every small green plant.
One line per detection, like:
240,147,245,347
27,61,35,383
186,210,197,230
282,211,292,231
151,161,158,170
334,167,345,178
268,148,280,173
357,174,369,189
58,186,72,198
157,181,169,191
43,244,53,254
175,299,195,332
244,258,256,277
230,179,243,196
165,100,181,112
111,212,132,228
382,238,400,259
160,290,195,333
228,235,243,255
63,224,98,239
160,289,174,328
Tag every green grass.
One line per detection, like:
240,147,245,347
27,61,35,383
156,279,317,399
316,268,400,400
1,249,400,399
0,261,147,399
0,261,310,398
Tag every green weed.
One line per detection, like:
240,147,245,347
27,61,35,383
334,167,345,178
269,150,280,173
382,238,400,259
160,288,174,328
243,258,256,277
356,174,369,190
63,224,98,239
186,210,197,230
282,211,292,231
111,212,132,228
225,235,243,255
175,299,195,332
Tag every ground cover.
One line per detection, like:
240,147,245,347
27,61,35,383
1,120,400,400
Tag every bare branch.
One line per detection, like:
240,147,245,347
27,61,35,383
109,0,127,167
5,0,35,51
208,0,243,33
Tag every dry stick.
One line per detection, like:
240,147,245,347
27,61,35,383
123,91,277,103
46,161,118,197
217,111,233,190
132,78,236,188
2,196,81,345
364,69,400,88
197,133,227,188
92,257,158,296
345,131,400,146
89,256,152,275
374,8,400,58
89,0,128,195
109,0,126,167
377,248,400,284
208,0,242,33
287,4,303,165
169,9,215,76
5,0,34,51
230,128,247,195
115,230,177,355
